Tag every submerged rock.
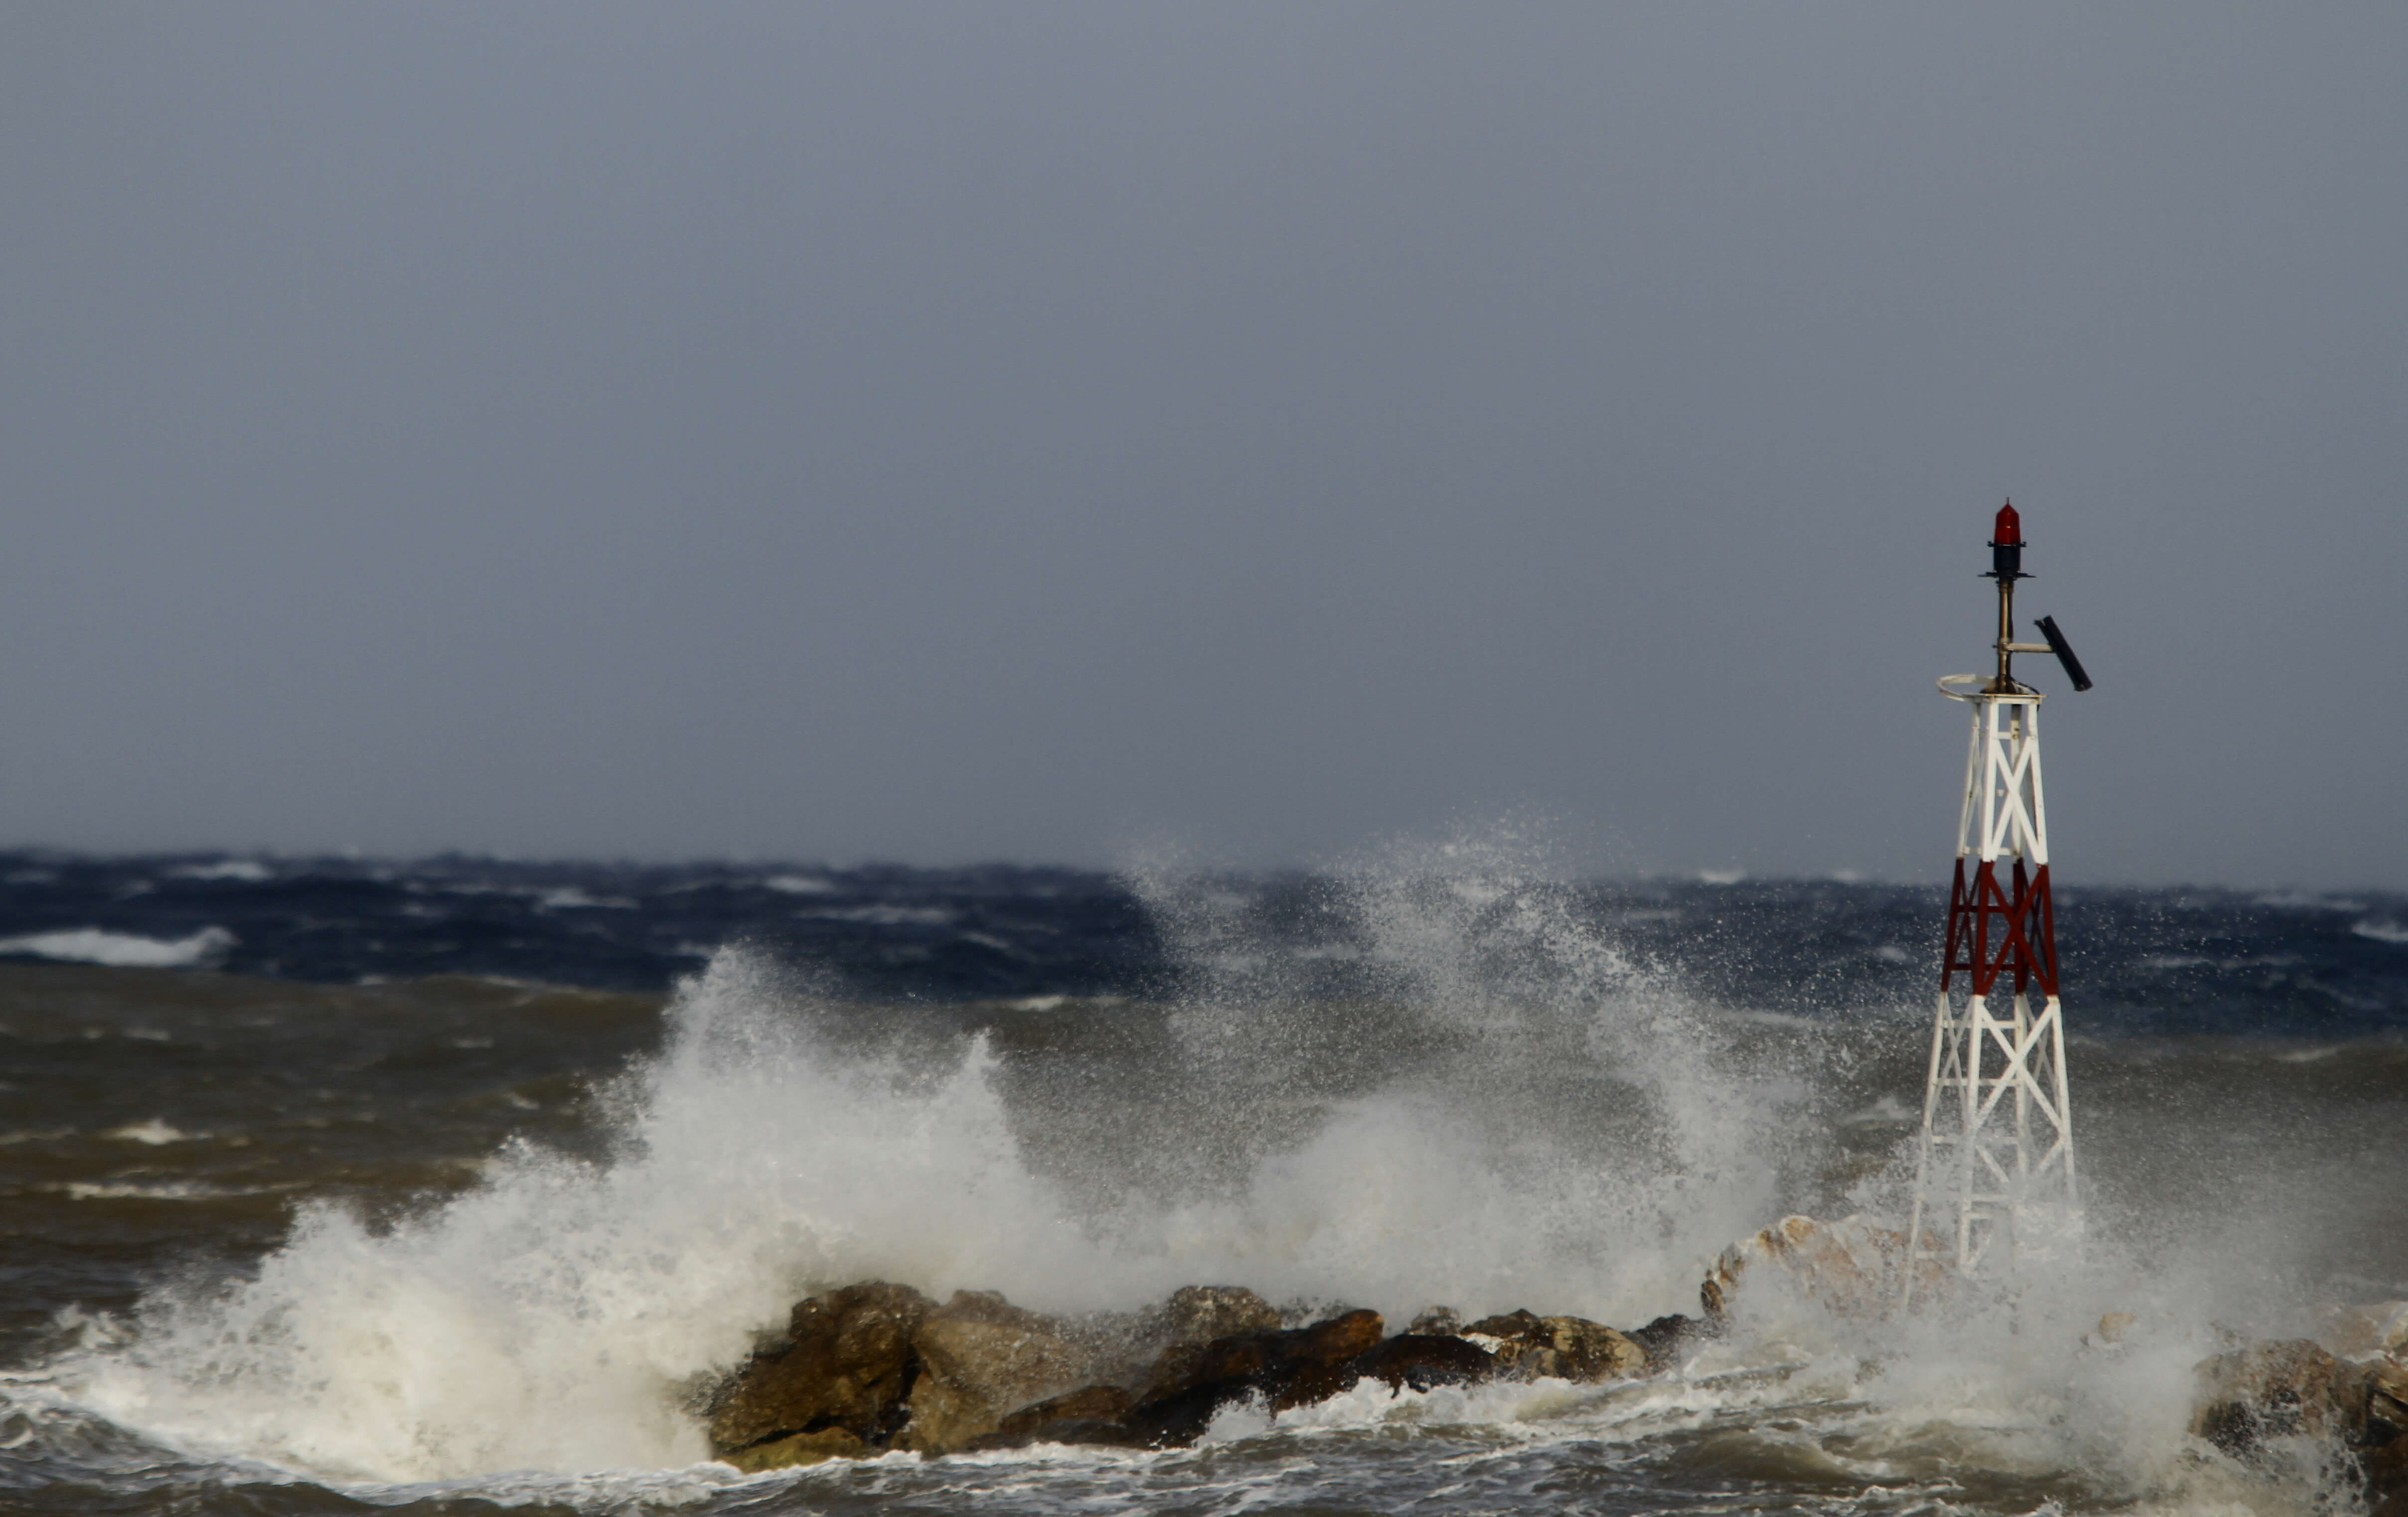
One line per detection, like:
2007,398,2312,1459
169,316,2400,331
707,1281,932,1456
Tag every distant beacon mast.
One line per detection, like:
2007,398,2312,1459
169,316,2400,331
1903,503,2095,1307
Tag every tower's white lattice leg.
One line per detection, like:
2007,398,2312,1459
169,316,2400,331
1902,693,2080,1308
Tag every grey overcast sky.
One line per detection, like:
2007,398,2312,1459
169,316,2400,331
2,4,2403,886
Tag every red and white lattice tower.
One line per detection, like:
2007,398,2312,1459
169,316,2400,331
1902,503,2093,1307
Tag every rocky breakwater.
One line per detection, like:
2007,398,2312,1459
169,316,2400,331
702,1281,1702,1470
1697,1216,2408,1513
2190,1321,2408,1515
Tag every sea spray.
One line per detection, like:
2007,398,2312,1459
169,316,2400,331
55,951,1091,1479
1137,841,1805,1315
12,853,2388,1515
49,856,1813,1483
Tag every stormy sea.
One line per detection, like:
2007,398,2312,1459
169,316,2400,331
0,848,2402,1517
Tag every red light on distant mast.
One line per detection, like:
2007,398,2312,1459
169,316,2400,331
1987,502,2026,582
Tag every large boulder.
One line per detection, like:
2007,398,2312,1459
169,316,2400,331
1153,1285,1282,1346
2191,1338,2408,1509
1343,1332,1497,1392
707,1281,932,1456
1625,1313,1709,1374
2361,1357,2408,1511
1464,1310,1646,1382
1267,1309,1393,1409
1408,1306,1463,1334
1701,1214,1905,1323
897,1291,1097,1455
2317,1302,2408,1361
2192,1338,2357,1453
963,1384,1139,1451
1122,1307,1387,1446
721,1427,868,1473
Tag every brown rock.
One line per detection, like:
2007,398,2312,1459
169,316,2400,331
1408,1306,1463,1335
961,1384,1140,1450
1626,1313,1708,1374
1122,1307,1387,1444
1342,1333,1497,1392
2316,1302,2408,1361
2191,1338,2354,1456
2350,1355,2408,1505
721,1427,867,1473
1297,1308,1385,1365
897,1291,1096,1455
1130,1340,1210,1405
2189,1338,2408,1508
993,1384,1133,1440
1267,1309,1389,1410
1465,1310,1644,1382
1156,1285,1281,1346
707,1281,932,1454
1700,1214,1906,1323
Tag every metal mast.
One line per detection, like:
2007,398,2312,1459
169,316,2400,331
1902,504,2093,1307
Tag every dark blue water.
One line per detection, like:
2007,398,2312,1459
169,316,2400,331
2,851,2400,1035
2,851,2404,1517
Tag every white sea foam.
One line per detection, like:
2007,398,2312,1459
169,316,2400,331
536,888,637,911
2352,919,2408,945
100,1120,196,1146
802,905,955,926
166,860,272,883
58,1180,294,1201
0,927,235,968
48,878,1800,1487
762,875,837,895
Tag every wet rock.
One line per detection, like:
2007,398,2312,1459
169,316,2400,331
998,1384,1133,1437
721,1427,867,1473
1342,1332,1497,1392
1122,1307,1387,1444
1408,1306,1463,1335
1464,1310,1645,1382
2192,1338,2355,1454
2360,1357,2408,1507
1701,1214,1904,1323
2317,1302,2408,1360
898,1291,1095,1455
962,1385,1139,1451
707,1281,932,1455
1266,1308,1390,1409
1626,1313,1708,1374
1155,1285,1281,1346
958,1387,1136,1454
2189,1337,2408,1510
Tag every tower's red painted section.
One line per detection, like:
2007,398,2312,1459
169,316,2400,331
1941,856,2058,998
